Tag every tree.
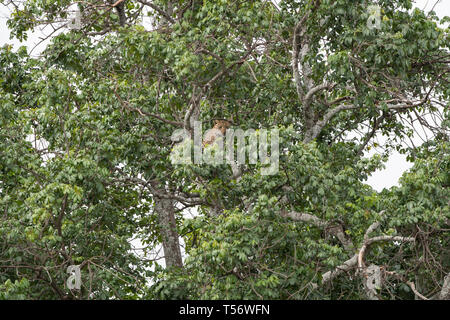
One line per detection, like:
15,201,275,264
0,0,448,299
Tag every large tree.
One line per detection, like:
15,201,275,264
0,0,448,299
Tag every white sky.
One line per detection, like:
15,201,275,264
363,1,449,191
0,0,449,192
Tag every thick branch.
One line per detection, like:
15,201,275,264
138,0,175,24
303,97,429,143
282,211,328,228
439,272,450,300
303,82,334,107
303,104,358,143
292,13,310,99
321,211,414,286
282,211,353,252
322,254,358,284
385,270,430,300
358,236,415,270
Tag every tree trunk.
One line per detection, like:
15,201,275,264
154,194,183,268
148,0,182,271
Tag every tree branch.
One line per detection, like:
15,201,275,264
385,270,430,300
439,272,450,300
281,210,354,252
138,0,175,24
303,96,430,143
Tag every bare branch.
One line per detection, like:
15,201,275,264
359,236,415,270
303,96,430,143
281,211,328,228
303,82,334,106
322,254,358,284
385,270,430,300
282,210,354,252
138,0,175,24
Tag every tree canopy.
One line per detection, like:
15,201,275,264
0,0,448,299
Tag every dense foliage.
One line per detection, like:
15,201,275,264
0,0,448,299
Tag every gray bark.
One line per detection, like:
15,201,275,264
154,194,183,268
439,273,450,300
152,0,182,270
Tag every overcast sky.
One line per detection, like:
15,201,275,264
0,0,448,192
